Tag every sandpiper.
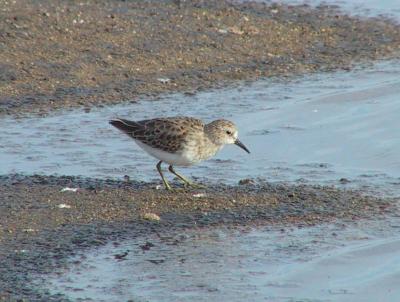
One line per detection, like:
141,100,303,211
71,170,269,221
109,116,250,191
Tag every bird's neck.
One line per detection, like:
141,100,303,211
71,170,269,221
198,135,223,160
182,129,223,162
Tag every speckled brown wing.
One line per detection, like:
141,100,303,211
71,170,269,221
109,117,204,153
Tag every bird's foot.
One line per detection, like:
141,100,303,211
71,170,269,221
161,182,184,192
183,181,207,190
165,186,189,193
162,181,173,192
163,182,206,192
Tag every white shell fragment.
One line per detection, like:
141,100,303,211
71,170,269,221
193,193,206,198
157,78,171,84
58,204,71,209
60,187,78,192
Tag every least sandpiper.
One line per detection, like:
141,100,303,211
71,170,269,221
109,116,250,191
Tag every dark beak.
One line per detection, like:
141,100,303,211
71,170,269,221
234,139,250,154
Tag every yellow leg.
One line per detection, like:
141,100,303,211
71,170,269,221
156,161,172,191
168,165,206,189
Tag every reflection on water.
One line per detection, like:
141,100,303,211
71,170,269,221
1,60,400,195
45,218,400,302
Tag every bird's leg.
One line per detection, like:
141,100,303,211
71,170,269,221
168,165,206,189
156,161,173,191
168,165,191,186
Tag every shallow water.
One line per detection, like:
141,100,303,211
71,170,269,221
45,217,400,302
283,0,400,20
1,60,400,195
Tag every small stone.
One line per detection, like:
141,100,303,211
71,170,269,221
339,178,351,184
142,213,161,221
228,26,244,35
247,25,260,35
157,77,170,84
238,178,254,185
14,249,27,253
140,241,155,251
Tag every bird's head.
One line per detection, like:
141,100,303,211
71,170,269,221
205,119,250,153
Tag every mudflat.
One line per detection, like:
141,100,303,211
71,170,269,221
0,0,400,116
0,174,396,301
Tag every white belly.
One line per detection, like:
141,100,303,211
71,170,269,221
134,140,197,166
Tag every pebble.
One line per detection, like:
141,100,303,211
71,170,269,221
142,213,161,221
58,204,72,209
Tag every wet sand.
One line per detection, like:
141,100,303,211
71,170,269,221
0,174,396,301
1,0,400,116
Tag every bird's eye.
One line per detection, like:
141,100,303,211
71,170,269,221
226,130,232,135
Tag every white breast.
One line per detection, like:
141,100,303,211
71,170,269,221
134,140,197,166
